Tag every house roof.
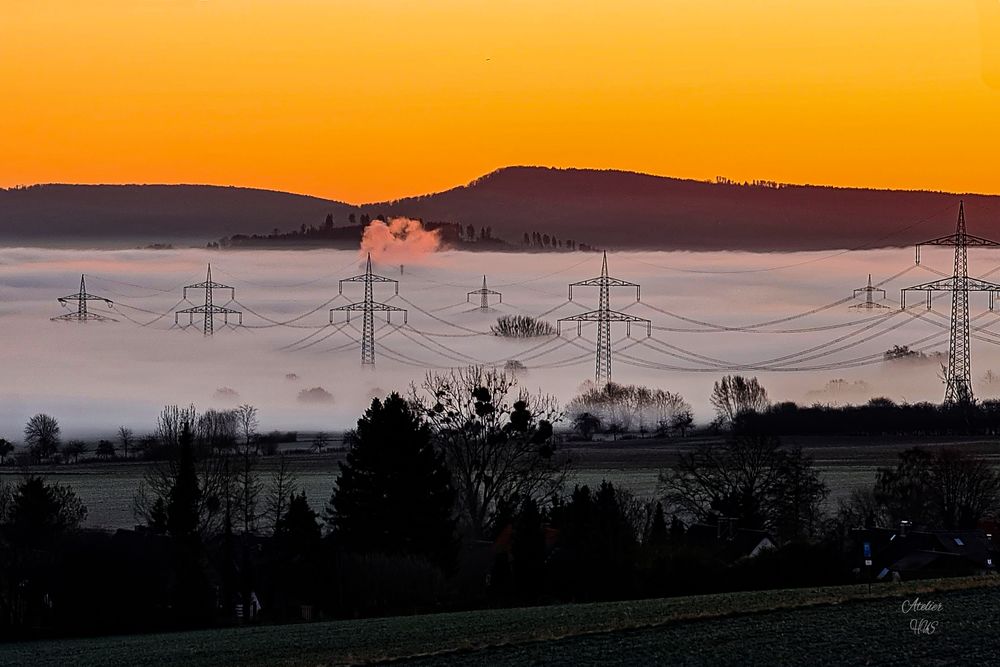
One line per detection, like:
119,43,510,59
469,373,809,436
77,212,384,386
853,527,997,574
686,524,775,562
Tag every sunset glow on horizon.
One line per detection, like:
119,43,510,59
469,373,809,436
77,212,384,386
4,0,1000,203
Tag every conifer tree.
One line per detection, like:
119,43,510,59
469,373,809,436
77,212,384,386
167,423,201,543
328,394,456,570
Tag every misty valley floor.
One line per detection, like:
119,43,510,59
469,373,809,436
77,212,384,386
3,577,996,666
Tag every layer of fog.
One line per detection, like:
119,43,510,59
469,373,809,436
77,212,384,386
1,244,996,439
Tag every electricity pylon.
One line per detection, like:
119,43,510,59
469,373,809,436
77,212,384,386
467,275,502,310
901,202,1000,404
331,253,407,365
175,264,243,335
52,274,116,322
850,274,891,310
558,252,650,384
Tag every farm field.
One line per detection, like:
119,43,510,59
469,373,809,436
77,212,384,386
3,576,996,666
5,434,1000,529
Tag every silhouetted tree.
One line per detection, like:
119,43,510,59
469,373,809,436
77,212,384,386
117,427,133,459
550,483,637,599
669,410,694,436
96,440,116,460
710,375,769,428
236,404,259,453
155,404,196,449
276,491,320,548
167,424,201,544
0,439,12,464
62,440,87,463
2,476,86,547
661,433,827,535
415,366,564,539
770,448,828,541
644,502,669,547
328,394,456,569
875,447,1000,529
24,414,60,462
573,412,602,441
265,455,297,535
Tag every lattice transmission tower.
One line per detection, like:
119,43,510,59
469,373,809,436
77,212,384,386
175,264,243,335
850,274,891,310
467,275,502,310
901,202,1000,404
558,252,650,384
52,274,116,322
331,253,407,365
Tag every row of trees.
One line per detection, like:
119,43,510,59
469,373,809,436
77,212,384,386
568,381,694,438
520,231,584,251
7,404,268,466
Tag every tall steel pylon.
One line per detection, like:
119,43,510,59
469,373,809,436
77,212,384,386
850,274,891,310
175,264,243,335
331,253,407,365
901,202,1000,404
558,252,650,384
467,275,502,310
52,274,116,322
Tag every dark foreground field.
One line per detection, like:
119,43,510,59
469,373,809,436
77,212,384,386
3,576,997,666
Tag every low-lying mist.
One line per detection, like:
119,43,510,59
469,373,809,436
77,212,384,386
0,245,991,439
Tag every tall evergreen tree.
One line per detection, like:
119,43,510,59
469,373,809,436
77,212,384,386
328,394,457,570
644,502,669,547
167,423,201,543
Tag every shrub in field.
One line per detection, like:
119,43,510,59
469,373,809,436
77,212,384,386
491,315,555,338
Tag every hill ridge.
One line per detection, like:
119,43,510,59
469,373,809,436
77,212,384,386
3,166,998,250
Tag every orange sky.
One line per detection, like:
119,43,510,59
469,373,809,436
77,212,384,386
3,0,1000,203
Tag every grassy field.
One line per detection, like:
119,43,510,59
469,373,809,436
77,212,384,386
2,576,998,666
5,433,1000,529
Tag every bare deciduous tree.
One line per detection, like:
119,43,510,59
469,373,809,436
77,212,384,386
413,365,565,539
24,413,61,462
61,440,87,464
155,405,197,448
265,454,298,535
133,429,232,536
236,404,259,453
874,447,1000,530
197,409,238,452
235,447,262,534
710,375,769,428
660,433,827,540
117,426,134,460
